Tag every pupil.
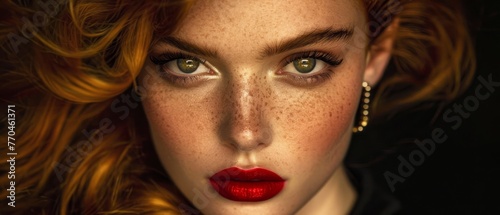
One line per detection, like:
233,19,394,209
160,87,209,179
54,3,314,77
177,59,199,73
293,58,316,73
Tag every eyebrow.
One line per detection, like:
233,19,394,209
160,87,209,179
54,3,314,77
261,28,354,57
158,36,220,58
157,27,353,59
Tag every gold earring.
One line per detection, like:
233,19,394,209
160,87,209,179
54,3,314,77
353,81,371,133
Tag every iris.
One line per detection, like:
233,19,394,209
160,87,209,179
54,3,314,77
177,59,200,73
293,58,316,73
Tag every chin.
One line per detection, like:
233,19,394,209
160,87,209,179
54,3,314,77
197,200,299,215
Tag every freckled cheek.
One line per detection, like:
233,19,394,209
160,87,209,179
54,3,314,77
312,108,353,153
142,97,215,160
274,93,358,159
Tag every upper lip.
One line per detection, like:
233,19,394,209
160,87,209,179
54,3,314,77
210,167,284,182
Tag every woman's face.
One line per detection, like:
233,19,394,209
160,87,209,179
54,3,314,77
140,0,371,214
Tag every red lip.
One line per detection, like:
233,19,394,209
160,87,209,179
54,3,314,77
209,167,285,202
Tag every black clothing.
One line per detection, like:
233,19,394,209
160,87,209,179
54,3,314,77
348,168,402,215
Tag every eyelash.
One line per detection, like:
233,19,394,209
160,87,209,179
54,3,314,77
149,51,343,86
283,51,343,67
279,51,343,86
150,52,207,65
150,52,210,85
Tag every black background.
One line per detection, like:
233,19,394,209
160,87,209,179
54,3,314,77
347,0,500,214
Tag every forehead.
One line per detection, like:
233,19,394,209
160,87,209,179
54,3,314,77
171,0,366,48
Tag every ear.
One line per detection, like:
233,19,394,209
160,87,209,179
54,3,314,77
363,19,399,86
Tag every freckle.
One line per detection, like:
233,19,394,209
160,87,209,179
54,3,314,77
276,116,279,120
329,112,332,117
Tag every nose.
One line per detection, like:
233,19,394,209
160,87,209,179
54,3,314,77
219,72,273,152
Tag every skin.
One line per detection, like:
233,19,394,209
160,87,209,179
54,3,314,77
139,0,395,214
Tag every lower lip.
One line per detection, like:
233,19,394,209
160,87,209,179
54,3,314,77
209,167,285,202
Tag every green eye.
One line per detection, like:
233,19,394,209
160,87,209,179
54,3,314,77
293,58,316,73
177,59,200,73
